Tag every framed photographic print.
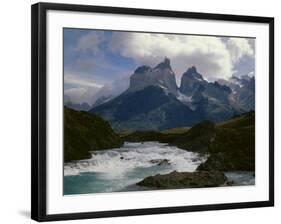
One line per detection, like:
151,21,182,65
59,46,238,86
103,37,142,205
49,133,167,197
31,2,274,222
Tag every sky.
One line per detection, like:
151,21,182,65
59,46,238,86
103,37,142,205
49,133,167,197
64,28,255,104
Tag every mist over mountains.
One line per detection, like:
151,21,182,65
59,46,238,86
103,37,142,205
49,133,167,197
86,57,255,131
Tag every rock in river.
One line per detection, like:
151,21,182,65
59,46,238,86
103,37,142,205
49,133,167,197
136,170,227,189
149,159,171,166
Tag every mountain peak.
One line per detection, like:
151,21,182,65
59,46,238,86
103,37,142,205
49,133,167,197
134,65,151,74
188,66,197,73
128,58,178,95
155,57,171,70
184,66,203,80
164,57,170,65
179,66,205,96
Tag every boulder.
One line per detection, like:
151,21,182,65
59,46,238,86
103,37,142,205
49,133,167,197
150,159,171,166
196,152,232,171
136,170,227,189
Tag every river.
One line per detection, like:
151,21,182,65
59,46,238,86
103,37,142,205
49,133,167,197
64,141,254,195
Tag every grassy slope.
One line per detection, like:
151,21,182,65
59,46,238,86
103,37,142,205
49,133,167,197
64,107,123,162
169,121,215,152
122,120,216,153
161,127,190,134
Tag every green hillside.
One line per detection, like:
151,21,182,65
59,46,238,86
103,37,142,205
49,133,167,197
170,121,215,152
123,111,255,171
197,111,255,171
64,107,123,162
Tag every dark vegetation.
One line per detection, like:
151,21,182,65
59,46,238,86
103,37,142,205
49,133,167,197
123,111,255,171
197,111,255,171
64,107,123,162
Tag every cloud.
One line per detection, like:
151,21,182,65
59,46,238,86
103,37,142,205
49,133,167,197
109,32,254,81
64,72,104,88
72,31,104,53
64,86,100,104
64,75,130,104
247,71,255,77
64,30,255,104
226,38,254,63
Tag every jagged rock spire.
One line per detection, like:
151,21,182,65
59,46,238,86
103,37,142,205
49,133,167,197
184,66,203,80
179,66,205,96
155,57,172,70
129,57,178,95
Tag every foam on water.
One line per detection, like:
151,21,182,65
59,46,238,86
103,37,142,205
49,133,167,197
64,142,206,177
64,142,208,194
64,142,255,194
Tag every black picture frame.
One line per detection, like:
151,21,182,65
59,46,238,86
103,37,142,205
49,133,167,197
31,2,274,222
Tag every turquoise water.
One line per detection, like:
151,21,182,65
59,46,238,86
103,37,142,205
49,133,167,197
64,166,164,194
63,142,255,195
225,171,255,186
64,142,206,195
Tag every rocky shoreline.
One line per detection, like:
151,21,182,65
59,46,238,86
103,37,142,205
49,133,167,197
136,170,227,189
128,111,255,189
124,111,255,172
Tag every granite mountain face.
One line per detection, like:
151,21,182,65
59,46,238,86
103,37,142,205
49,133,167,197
90,58,255,131
178,66,237,122
91,86,201,131
179,66,206,96
127,57,178,95
218,75,255,112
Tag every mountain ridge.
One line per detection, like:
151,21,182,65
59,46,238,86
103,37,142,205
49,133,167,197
89,58,254,131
